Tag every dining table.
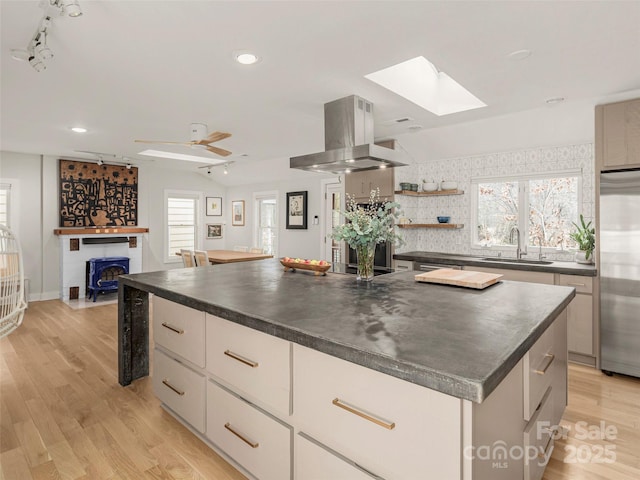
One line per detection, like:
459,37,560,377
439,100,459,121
204,250,273,265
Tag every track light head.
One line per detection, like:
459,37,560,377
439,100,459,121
28,55,46,72
63,0,83,17
126,163,132,169
224,164,228,175
96,159,104,166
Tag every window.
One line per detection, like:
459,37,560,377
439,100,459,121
165,191,200,262
472,172,581,250
0,183,10,228
254,192,278,256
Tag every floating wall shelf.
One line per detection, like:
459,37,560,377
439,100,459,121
397,223,464,229
395,189,464,196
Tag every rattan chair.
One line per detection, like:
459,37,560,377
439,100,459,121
1,225,28,339
233,246,249,252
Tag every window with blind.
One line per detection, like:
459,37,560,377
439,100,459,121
165,191,200,262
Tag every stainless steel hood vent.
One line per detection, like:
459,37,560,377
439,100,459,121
290,95,407,173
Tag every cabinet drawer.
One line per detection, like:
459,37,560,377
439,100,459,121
152,296,205,367
523,325,556,421
523,388,555,480
567,294,594,355
467,266,554,285
153,349,206,432
557,275,592,294
296,432,383,480
293,344,460,479
206,314,290,415
206,380,291,480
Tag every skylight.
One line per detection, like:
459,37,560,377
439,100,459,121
365,56,486,116
138,149,228,164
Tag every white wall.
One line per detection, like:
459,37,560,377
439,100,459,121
225,175,328,260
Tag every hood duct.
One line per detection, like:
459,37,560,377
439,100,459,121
290,95,407,173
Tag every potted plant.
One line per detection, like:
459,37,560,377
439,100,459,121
570,214,595,264
332,189,403,281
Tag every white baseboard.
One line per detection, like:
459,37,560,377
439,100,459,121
28,291,61,303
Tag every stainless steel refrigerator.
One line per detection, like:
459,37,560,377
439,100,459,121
600,169,640,377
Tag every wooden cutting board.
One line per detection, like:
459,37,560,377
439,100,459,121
415,269,503,289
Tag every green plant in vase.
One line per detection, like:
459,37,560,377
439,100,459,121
570,214,595,264
332,189,404,281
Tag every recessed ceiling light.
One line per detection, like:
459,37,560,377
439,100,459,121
235,52,259,65
365,56,486,116
71,127,87,133
138,149,227,164
507,49,532,61
545,97,565,104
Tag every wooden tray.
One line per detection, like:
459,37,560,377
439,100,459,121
415,269,503,289
280,259,331,276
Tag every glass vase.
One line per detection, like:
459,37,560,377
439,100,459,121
355,242,377,282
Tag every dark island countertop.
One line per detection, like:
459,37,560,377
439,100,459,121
119,259,575,403
394,251,598,276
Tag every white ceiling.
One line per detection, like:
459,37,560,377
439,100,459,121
2,1,640,186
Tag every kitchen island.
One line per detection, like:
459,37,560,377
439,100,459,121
118,259,575,479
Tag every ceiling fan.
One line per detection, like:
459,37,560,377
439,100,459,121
135,123,232,157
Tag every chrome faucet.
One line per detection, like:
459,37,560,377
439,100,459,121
510,226,522,259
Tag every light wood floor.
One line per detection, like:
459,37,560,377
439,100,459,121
1,300,639,479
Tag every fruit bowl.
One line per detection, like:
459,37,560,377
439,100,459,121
280,258,331,275
437,216,451,223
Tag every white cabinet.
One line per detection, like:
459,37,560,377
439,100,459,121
153,296,205,367
464,265,554,285
557,274,594,357
206,380,291,480
293,344,461,480
206,314,291,416
153,349,206,432
392,259,413,271
296,432,382,480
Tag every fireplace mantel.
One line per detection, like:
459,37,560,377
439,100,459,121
54,227,149,235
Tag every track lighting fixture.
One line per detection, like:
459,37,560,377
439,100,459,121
12,2,83,72
126,163,132,169
224,165,229,175
97,159,104,166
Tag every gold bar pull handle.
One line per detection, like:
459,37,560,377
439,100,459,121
567,282,586,287
162,379,184,396
161,322,184,335
224,423,259,448
535,353,555,375
332,398,395,430
224,350,259,368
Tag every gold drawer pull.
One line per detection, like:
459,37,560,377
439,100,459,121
224,350,259,368
567,282,586,287
161,322,184,335
535,353,555,375
224,423,259,448
162,379,184,396
332,398,395,430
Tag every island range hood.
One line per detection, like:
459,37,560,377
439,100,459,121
290,95,407,173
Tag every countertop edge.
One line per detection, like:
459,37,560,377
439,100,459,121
394,252,597,276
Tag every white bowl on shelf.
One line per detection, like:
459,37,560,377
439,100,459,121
422,182,438,192
440,181,458,191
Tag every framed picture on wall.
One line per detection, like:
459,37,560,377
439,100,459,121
231,200,245,226
286,191,307,229
206,197,222,216
207,223,222,239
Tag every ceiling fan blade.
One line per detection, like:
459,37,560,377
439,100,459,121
134,140,194,146
202,131,232,144
206,145,232,157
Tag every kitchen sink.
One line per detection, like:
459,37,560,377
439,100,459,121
480,257,553,265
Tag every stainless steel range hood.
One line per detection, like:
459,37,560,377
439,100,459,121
290,95,407,173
